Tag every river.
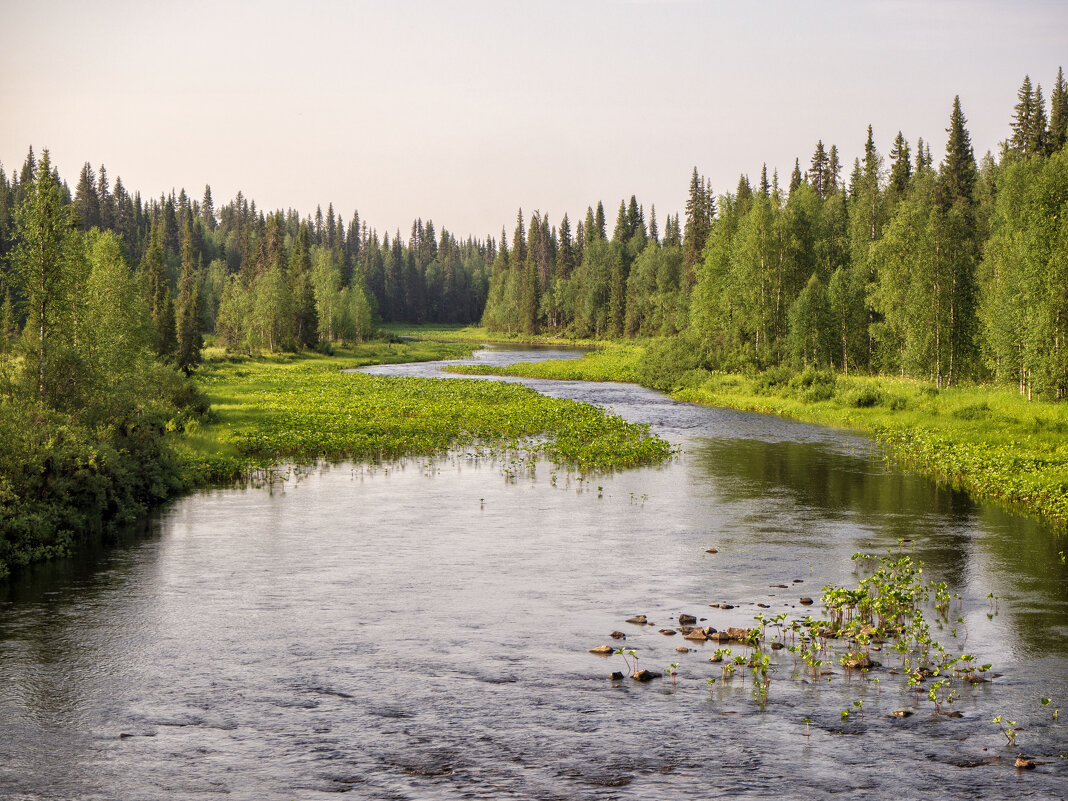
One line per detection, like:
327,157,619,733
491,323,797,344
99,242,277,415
1,346,1065,800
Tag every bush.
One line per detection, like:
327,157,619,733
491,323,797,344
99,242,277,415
838,386,882,408
634,336,707,391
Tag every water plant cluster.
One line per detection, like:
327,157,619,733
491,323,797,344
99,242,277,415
179,349,672,482
603,550,1060,753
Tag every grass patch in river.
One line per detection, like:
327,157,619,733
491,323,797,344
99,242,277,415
175,344,672,483
446,342,1068,532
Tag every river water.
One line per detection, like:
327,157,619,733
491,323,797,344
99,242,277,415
1,346,1065,800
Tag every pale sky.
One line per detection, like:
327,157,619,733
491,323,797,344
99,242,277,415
2,0,1065,240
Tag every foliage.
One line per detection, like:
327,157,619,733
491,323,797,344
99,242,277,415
181,349,672,479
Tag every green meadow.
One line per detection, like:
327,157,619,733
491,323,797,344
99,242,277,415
176,341,672,483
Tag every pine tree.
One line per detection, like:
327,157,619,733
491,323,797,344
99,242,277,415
648,204,659,243
759,164,770,197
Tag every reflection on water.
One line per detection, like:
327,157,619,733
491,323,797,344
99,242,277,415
1,347,1065,800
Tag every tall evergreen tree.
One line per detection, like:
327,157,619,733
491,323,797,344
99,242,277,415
140,221,176,358
175,220,203,372
1049,66,1068,152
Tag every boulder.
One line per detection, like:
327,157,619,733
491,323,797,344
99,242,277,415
589,645,614,655
625,615,647,625
679,614,697,625
610,631,626,640
632,669,662,682
1014,756,1036,770
609,671,625,681
705,548,718,554
799,597,814,605
659,629,677,636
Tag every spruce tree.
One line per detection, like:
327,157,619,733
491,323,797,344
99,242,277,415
827,145,842,193
175,220,203,372
809,141,829,198
789,159,803,195
558,213,574,279
1049,67,1068,152
936,95,980,385
201,185,216,230
1011,75,1036,156
140,222,176,358
1028,84,1049,156
888,131,912,199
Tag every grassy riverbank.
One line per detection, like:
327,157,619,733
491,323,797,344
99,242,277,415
175,341,672,483
442,341,1068,533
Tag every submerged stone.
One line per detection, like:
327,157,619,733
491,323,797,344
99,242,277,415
610,631,626,639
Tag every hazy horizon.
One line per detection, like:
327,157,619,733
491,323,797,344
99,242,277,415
2,0,1065,238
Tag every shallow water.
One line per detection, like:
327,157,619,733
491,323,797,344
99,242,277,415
1,346,1065,800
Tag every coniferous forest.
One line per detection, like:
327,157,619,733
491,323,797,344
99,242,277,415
0,70,1066,575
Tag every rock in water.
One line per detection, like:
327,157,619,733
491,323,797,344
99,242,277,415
800,597,814,605
1014,756,1036,770
625,615,647,625
679,614,697,625
610,631,626,639
589,645,614,655
632,669,662,682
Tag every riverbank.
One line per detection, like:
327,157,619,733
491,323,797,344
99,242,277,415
174,341,672,484
439,339,1068,534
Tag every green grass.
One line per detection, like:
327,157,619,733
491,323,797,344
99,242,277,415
174,342,672,482
444,342,1068,532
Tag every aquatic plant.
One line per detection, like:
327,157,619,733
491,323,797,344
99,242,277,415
182,353,673,480
614,648,638,676
993,715,1019,747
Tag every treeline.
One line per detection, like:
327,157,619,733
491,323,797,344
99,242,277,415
0,154,492,360
483,70,1068,399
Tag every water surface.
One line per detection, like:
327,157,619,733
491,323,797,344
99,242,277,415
2,346,1065,800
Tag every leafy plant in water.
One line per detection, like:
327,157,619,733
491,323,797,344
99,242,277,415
1041,697,1059,721
993,715,1019,747
614,648,637,676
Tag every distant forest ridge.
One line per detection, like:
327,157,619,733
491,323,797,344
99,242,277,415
0,68,1066,396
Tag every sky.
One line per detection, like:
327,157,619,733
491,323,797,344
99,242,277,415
2,0,1065,240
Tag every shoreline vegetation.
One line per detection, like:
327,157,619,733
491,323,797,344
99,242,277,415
392,324,1068,534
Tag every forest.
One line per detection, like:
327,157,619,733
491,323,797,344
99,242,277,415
0,69,1065,577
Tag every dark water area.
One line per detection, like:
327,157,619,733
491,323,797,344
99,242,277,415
2,346,1065,800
